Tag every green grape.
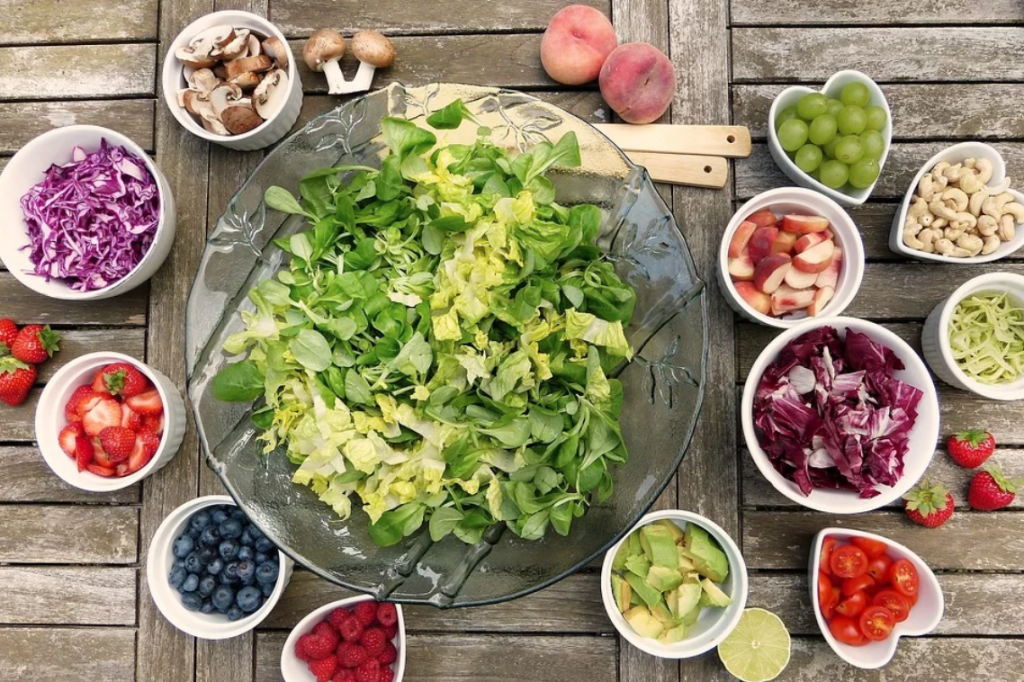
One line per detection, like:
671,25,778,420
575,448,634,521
809,115,838,146
795,144,823,173
840,82,870,107
775,106,798,131
860,130,885,161
778,118,809,152
819,160,850,189
849,158,881,188
822,136,840,159
837,105,866,135
826,99,844,117
864,105,887,131
797,93,829,121
835,135,864,164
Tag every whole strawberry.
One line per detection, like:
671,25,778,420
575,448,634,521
903,480,955,528
947,430,996,468
98,426,137,464
0,357,37,406
968,465,1022,511
0,318,19,352
11,324,60,364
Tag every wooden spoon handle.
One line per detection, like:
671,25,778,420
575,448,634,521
596,124,751,158
625,151,728,188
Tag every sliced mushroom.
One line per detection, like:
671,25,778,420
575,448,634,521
179,89,207,116
221,105,264,134
212,64,229,81
189,25,236,53
225,54,272,79
188,68,220,94
202,117,230,136
209,82,245,116
220,29,251,61
229,71,262,92
247,34,262,57
252,69,289,119
175,45,218,69
261,37,290,70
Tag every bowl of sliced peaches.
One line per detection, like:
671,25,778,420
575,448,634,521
718,187,865,328
36,352,186,491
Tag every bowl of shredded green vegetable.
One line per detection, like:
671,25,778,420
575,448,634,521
923,272,1024,400
184,83,708,606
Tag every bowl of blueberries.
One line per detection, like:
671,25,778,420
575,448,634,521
147,495,294,639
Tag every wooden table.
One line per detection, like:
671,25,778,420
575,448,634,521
2,1,1022,680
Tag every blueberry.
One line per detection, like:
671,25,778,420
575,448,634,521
255,553,269,565
184,552,203,575
237,546,254,562
255,537,275,554
255,560,279,585
224,561,240,581
260,581,276,597
212,585,235,611
189,511,211,533
211,509,229,525
172,534,194,559
236,586,262,613
240,529,253,546
226,605,245,621
198,575,217,597
181,573,200,593
206,558,224,576
219,518,243,540
235,560,256,583
168,566,187,589
218,539,239,561
181,592,203,611
230,508,247,521
172,559,186,571
247,524,264,540
199,599,216,614
200,526,221,547
196,546,217,565
188,527,202,540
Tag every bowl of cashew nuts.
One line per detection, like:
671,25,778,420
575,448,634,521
890,142,1024,262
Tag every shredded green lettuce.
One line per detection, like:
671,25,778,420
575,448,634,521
949,292,1024,384
213,111,637,547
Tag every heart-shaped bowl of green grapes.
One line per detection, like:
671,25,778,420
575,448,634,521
768,70,892,207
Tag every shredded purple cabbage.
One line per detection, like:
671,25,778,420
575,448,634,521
19,138,159,291
753,326,923,498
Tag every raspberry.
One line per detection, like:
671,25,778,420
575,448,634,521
336,642,368,669
333,670,357,682
303,634,336,660
295,633,315,662
328,607,353,632
383,623,398,641
375,602,398,627
339,615,364,642
377,641,397,666
379,667,394,682
314,621,340,649
354,600,378,626
355,659,380,682
360,628,387,657
309,654,339,682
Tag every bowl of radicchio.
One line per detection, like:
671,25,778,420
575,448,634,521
741,317,940,513
0,125,175,300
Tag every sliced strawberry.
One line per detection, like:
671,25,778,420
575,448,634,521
126,436,155,474
75,391,105,418
75,435,94,472
59,422,85,457
65,385,95,422
91,438,115,468
125,389,163,416
86,463,115,477
121,406,142,432
99,426,137,464
115,463,129,477
92,372,111,395
82,398,122,437
140,414,163,435
140,432,161,457
93,362,150,398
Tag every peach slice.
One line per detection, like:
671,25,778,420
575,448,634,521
746,208,778,228
794,233,830,254
807,285,835,316
735,281,771,315
728,253,755,281
753,253,792,294
782,214,830,234
815,246,843,289
793,239,835,273
772,231,798,255
784,266,818,289
771,284,815,315
729,220,758,259
748,226,779,264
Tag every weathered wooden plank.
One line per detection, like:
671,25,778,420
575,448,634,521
0,44,157,100
0,100,156,154
0,273,148,325
255,631,618,682
0,505,138,564
743,510,1024,571
733,84,1024,141
0,628,136,682
732,0,1024,25
0,0,158,44
32,328,148,384
272,0,607,36
0,445,140,502
733,28,1024,83
1,388,41,440
0,566,136,625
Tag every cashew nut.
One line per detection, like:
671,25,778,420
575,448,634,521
951,246,974,257
944,225,965,241
903,222,925,249
956,233,984,256
919,227,940,252
982,234,1001,255
975,158,994,184
935,238,955,255
977,215,999,236
932,162,951,185
983,192,1015,220
942,187,969,212
918,174,942,202
958,170,983,194
951,212,978,230
931,217,948,229
964,158,977,170
999,214,1016,242
930,196,959,221
943,163,964,183
1003,202,1024,223
969,187,991,217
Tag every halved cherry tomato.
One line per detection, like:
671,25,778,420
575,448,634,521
889,559,920,600
836,590,868,618
867,554,894,582
859,605,896,641
829,615,866,646
873,589,911,623
820,536,838,577
818,572,834,613
850,536,889,559
831,544,869,579
842,574,875,597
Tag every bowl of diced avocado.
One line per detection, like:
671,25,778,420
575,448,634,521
601,510,748,659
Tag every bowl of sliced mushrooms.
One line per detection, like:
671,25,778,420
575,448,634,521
162,10,302,150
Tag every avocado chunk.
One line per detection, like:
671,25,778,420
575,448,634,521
669,581,702,620
612,574,633,613
612,540,631,572
625,572,663,608
683,523,729,583
627,530,643,557
625,554,651,579
658,624,687,645
624,606,664,639
630,590,644,607
699,578,733,608
654,519,685,543
647,565,683,592
676,547,697,573
640,524,679,568
650,601,677,628
682,603,702,627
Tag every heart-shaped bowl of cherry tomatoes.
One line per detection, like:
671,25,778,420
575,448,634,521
809,528,943,669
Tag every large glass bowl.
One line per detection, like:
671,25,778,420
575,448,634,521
186,83,708,607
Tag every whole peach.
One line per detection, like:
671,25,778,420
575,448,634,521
599,42,676,124
540,5,618,85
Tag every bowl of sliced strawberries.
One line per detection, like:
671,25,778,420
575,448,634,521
35,352,186,491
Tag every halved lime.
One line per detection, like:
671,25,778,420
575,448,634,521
717,608,791,682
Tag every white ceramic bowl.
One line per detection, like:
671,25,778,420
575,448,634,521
741,317,941,513
600,510,748,659
0,125,176,300
768,70,892,207
162,10,303,150
147,495,294,639
922,272,1024,400
809,528,943,669
281,595,407,682
889,142,1024,263
718,187,865,328
35,352,187,492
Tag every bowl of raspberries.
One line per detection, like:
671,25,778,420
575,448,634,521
282,595,406,682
